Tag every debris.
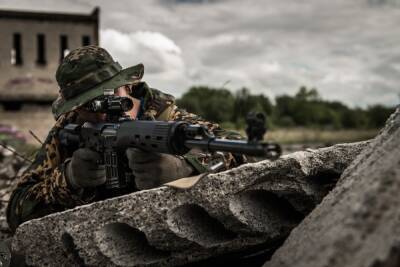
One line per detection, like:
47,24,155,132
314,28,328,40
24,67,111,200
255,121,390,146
0,129,29,240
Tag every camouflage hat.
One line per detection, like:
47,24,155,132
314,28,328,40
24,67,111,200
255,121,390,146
52,45,144,118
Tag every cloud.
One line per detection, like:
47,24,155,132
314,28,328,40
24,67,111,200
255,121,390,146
367,0,400,6
0,0,92,13
1,0,400,106
101,29,183,72
101,29,188,93
162,0,221,4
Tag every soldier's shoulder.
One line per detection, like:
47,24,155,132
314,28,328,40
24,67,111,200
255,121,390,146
134,82,175,120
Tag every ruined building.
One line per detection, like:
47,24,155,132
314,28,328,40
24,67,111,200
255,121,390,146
0,8,99,110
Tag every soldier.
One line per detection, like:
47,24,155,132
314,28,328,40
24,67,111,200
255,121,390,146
6,45,244,232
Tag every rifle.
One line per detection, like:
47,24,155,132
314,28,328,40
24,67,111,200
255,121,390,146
59,95,281,195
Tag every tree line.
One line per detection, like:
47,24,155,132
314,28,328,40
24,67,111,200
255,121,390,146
176,86,396,129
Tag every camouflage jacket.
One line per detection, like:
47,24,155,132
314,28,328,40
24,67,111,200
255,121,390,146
7,82,245,232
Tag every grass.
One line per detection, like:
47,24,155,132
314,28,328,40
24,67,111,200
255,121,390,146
267,128,379,144
222,126,379,145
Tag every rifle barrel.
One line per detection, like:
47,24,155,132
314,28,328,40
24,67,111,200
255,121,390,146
184,139,270,156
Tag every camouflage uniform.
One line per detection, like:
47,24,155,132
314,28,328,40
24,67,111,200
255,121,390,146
6,46,245,232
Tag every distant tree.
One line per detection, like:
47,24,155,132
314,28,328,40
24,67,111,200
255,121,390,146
275,95,296,126
295,86,320,101
177,85,395,130
176,86,235,123
366,105,395,128
275,87,321,126
232,88,273,127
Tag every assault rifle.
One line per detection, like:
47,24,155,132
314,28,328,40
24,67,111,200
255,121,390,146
59,95,281,195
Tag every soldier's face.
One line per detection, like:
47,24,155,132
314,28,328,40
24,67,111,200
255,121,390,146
114,85,140,119
76,85,140,123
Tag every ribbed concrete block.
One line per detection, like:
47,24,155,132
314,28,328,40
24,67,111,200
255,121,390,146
12,141,368,266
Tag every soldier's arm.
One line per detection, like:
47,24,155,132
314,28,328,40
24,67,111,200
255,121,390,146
6,118,92,232
137,83,249,172
167,105,249,173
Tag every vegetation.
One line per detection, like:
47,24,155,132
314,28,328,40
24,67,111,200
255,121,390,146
177,86,396,131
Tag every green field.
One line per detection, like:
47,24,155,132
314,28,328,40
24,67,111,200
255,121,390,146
270,128,379,144
233,128,379,145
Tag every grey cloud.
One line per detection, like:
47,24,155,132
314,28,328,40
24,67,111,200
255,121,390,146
0,0,399,107
372,54,400,77
0,0,91,13
372,63,400,80
161,0,221,4
199,37,265,66
367,0,400,6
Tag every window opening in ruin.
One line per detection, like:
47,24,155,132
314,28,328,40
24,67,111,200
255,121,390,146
82,35,91,46
36,34,46,65
60,35,69,61
11,33,23,66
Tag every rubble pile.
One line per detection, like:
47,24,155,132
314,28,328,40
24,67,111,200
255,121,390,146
265,108,400,267
0,145,28,239
13,141,368,266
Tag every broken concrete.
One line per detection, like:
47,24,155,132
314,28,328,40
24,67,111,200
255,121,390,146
265,108,400,267
0,145,28,240
12,140,368,266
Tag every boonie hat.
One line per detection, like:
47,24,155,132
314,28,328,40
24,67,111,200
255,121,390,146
52,45,144,118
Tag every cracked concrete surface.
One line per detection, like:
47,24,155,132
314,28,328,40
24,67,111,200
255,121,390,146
12,139,368,266
265,108,400,267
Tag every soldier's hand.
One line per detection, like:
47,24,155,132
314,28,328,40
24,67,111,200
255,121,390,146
126,148,194,190
65,148,106,189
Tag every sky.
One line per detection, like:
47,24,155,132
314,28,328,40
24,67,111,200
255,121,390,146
0,0,399,107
